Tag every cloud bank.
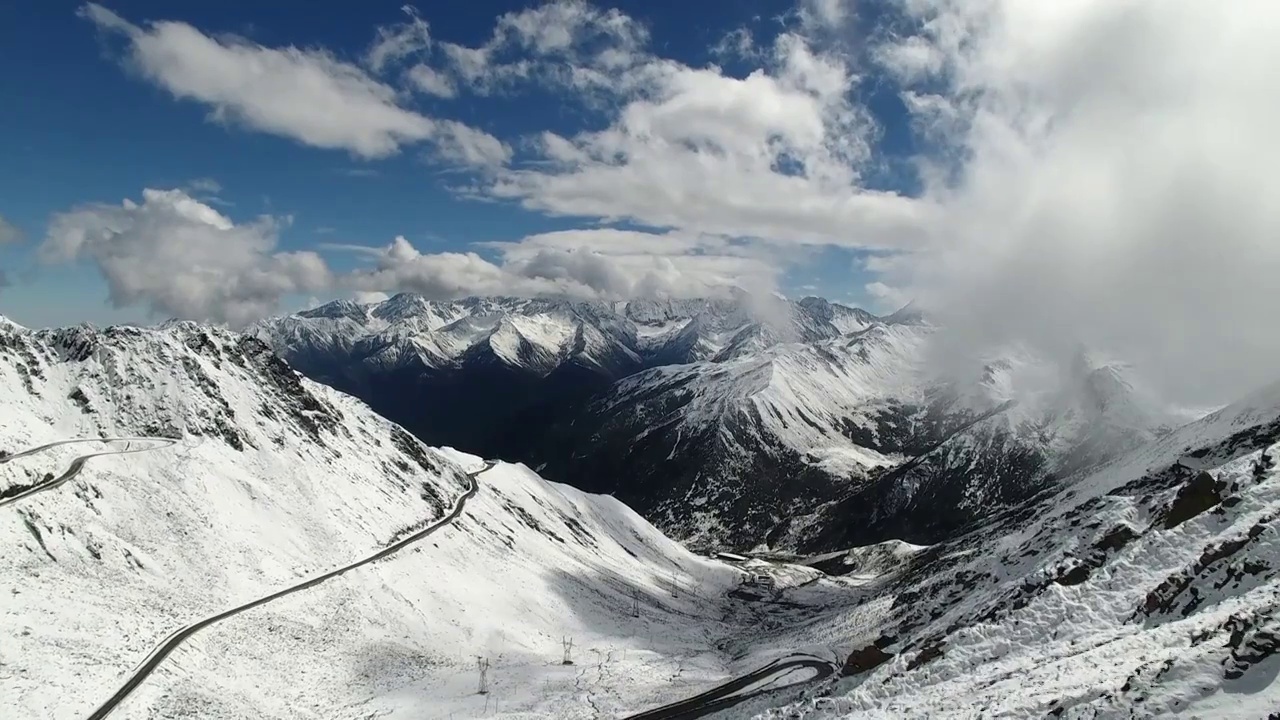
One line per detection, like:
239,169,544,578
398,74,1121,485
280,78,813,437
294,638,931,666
38,190,769,326
873,0,1280,405
51,0,1280,405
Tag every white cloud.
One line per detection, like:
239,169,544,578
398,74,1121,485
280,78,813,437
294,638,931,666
875,0,1280,405
875,36,943,83
405,64,456,98
365,5,432,73
438,0,649,95
798,0,851,32
38,187,777,323
433,120,512,168
488,33,929,248
185,177,222,194
40,188,330,326
711,28,759,61
863,280,909,313
352,290,390,304
346,230,774,302
62,0,1280,409
79,3,503,165
0,214,21,291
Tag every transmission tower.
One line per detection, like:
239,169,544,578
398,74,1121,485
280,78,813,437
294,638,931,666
476,657,491,694
562,636,574,665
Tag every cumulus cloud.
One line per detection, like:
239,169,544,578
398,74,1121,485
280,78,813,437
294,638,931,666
40,188,331,326
37,188,779,325
347,230,774,302
488,33,930,248
405,64,456,98
184,177,222,195
875,0,1280,405
79,3,504,165
438,0,650,94
352,290,390,305
797,0,852,33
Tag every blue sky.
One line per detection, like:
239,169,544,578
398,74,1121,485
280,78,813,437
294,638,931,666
0,0,925,328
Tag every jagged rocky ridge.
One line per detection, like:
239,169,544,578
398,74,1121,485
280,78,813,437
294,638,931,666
258,294,1176,552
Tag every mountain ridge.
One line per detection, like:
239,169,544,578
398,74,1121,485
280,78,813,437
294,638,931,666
255,294,1179,552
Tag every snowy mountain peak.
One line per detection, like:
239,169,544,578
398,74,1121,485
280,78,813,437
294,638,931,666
369,291,434,322
298,298,370,323
256,292,890,380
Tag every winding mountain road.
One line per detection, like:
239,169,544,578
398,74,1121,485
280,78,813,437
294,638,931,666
79,459,493,720
0,437,178,508
623,655,838,719
3,436,492,720
8,441,829,719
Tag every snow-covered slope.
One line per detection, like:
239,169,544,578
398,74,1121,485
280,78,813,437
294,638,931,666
0,319,744,719
251,292,894,463
530,325,1179,551
528,324,931,548
259,292,1178,552
719,376,1280,719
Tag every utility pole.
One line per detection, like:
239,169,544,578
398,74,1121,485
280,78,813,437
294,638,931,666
562,636,574,665
476,657,490,694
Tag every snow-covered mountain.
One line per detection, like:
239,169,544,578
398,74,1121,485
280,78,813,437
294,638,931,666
251,292,888,464
5,315,1280,718
747,375,1280,718
256,292,879,382
258,293,1179,552
0,319,749,719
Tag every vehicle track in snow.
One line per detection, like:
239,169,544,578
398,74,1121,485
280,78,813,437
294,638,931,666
0,437,178,508
81,459,494,720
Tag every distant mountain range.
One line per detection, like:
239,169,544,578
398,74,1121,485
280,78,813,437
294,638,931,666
255,293,1174,551
7,311,1280,717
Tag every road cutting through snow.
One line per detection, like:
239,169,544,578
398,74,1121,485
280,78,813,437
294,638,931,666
78,457,493,720
0,437,178,508
1,436,493,720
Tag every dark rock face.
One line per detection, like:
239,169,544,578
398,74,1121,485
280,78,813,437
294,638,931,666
1162,471,1225,529
306,354,619,461
907,643,945,670
1225,621,1280,680
843,644,893,675
1056,564,1093,586
788,397,1056,553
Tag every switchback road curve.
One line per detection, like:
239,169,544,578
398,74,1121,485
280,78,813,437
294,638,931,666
81,459,494,720
623,655,838,720
0,437,177,508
